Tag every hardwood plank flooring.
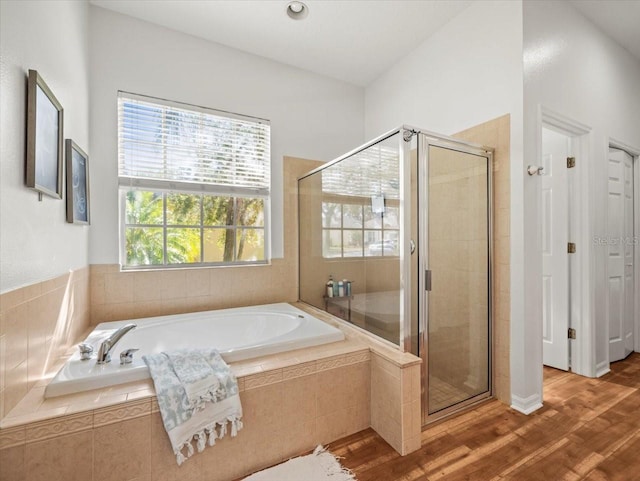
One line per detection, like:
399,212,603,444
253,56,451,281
331,353,640,480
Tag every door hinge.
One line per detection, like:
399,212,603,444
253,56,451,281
568,242,576,254
567,157,576,168
425,270,432,291
568,328,576,339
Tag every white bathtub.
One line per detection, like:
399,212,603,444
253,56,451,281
44,303,344,398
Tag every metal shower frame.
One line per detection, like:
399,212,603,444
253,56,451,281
298,124,494,424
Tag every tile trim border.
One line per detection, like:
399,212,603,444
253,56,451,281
25,412,93,443
93,398,152,427
0,425,25,449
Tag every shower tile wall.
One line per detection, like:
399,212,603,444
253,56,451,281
453,114,511,403
298,163,403,344
428,145,489,411
0,267,91,418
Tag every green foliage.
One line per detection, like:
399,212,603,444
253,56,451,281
124,190,265,266
125,227,163,265
167,193,200,225
125,191,163,225
167,228,200,263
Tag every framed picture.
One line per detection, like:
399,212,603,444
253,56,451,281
65,140,90,224
26,69,64,199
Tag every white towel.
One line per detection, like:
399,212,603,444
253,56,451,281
144,348,243,465
164,350,220,410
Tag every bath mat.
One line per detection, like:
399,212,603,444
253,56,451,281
243,446,356,481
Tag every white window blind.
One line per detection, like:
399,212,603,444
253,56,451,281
321,142,399,200
117,92,271,196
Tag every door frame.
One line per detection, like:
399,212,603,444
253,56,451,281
538,106,591,377
417,133,494,425
607,137,640,362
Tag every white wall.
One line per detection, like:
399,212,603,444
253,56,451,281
364,0,523,140
364,1,528,410
524,1,640,379
0,0,90,293
88,6,364,264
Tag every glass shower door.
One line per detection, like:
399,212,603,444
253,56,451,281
421,140,491,419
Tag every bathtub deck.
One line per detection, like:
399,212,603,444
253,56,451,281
0,337,368,429
1,301,421,429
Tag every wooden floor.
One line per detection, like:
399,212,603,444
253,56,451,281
331,353,640,481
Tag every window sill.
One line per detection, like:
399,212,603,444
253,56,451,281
119,260,270,272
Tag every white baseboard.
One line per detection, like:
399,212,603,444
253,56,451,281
511,393,543,415
595,360,610,378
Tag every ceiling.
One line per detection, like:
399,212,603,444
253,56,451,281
90,0,640,87
570,0,640,61
89,0,472,87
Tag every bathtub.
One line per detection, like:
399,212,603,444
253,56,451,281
44,303,344,398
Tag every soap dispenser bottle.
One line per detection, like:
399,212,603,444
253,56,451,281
326,275,334,298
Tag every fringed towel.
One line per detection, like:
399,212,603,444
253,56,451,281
243,445,357,481
164,350,221,410
144,348,243,465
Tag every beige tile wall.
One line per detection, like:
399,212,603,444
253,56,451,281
298,172,402,314
91,157,320,325
0,352,371,481
370,353,421,455
90,261,297,324
427,146,490,410
295,303,422,456
453,114,511,403
0,267,90,419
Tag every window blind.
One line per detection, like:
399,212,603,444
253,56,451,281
117,92,271,196
321,143,399,199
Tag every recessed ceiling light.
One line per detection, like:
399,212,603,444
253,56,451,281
286,1,309,20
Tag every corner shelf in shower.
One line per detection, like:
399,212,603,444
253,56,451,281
323,295,354,322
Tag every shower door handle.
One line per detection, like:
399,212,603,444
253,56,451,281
425,270,432,291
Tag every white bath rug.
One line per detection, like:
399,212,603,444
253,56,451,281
243,446,356,481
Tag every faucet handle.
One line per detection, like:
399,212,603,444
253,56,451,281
78,343,93,361
120,348,139,365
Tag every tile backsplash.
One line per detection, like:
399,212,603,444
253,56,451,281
0,267,90,418
90,261,298,324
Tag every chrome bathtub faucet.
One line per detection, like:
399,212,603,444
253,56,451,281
120,348,139,365
96,323,137,364
78,343,94,361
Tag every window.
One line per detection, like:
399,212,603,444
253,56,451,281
118,92,270,268
318,136,400,259
322,199,399,258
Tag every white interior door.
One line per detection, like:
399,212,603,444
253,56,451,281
608,148,635,362
541,128,571,370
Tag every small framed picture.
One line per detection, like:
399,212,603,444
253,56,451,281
65,140,90,224
26,69,64,199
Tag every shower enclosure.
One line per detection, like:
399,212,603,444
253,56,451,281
298,126,492,424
